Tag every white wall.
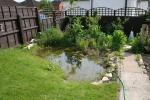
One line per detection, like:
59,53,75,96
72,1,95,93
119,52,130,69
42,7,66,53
63,0,126,10
93,0,125,10
63,1,91,10
138,1,148,10
63,0,148,10
127,0,138,7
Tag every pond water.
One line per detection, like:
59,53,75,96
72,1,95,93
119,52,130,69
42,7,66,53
43,48,105,82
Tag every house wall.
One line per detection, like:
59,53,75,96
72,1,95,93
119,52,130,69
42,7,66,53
63,0,126,10
63,1,91,10
127,0,138,7
63,0,148,10
138,1,148,10
93,0,125,10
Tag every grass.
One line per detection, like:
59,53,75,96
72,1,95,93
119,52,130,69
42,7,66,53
0,47,119,100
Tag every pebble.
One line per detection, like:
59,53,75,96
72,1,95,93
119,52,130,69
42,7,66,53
91,81,102,85
105,73,112,78
102,77,109,82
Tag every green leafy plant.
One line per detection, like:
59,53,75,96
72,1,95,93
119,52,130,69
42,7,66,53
131,36,144,53
112,30,127,51
112,18,124,30
39,0,53,16
37,27,64,47
97,33,112,50
88,38,97,49
76,39,89,50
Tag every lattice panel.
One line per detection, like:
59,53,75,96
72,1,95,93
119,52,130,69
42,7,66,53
65,7,87,16
116,7,146,17
90,7,115,16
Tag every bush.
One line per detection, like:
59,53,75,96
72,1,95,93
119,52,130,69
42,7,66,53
88,38,97,49
97,33,112,50
37,27,64,47
131,36,144,53
76,39,89,50
68,18,85,43
112,30,127,51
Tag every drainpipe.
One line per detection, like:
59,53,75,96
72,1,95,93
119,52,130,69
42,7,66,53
125,0,128,17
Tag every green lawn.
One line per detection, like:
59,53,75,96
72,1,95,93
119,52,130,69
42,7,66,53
0,48,119,100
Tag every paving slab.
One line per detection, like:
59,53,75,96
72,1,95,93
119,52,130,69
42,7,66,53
119,52,150,100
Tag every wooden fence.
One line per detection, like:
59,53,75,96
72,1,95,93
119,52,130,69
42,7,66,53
64,7,147,17
0,6,148,48
0,6,40,48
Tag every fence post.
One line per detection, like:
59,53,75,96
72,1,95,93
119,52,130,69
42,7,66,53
91,9,93,17
86,10,89,17
35,7,41,32
65,11,67,16
114,10,116,17
17,15,24,44
15,6,24,44
53,11,56,27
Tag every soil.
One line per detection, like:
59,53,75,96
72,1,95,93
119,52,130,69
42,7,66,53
142,54,150,80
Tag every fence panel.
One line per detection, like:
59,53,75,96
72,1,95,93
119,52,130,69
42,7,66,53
17,7,39,44
41,17,53,31
116,7,147,17
65,7,87,16
90,7,115,16
0,6,39,48
0,6,19,48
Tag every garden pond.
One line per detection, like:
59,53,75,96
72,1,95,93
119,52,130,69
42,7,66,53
37,48,107,82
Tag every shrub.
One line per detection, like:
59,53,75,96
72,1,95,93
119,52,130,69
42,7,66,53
97,33,112,50
112,30,127,51
37,27,64,47
69,18,85,43
76,39,89,50
112,18,124,30
88,38,97,49
131,36,144,53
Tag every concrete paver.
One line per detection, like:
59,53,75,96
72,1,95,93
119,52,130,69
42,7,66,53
119,52,150,100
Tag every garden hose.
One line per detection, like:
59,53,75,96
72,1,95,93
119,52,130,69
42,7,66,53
117,75,126,100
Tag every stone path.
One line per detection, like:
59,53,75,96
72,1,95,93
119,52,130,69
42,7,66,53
119,52,150,100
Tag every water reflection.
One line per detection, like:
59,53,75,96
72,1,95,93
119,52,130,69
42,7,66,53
47,50,104,82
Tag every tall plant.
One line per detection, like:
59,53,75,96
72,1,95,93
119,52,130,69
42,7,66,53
39,0,53,11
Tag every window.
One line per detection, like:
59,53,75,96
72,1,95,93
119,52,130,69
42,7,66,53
0,24,4,32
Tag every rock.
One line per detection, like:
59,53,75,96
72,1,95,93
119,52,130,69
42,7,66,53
102,77,109,82
145,46,150,52
143,69,147,74
140,65,145,69
139,59,144,66
111,64,116,67
105,73,112,78
30,39,36,43
124,45,132,50
27,43,35,50
91,81,102,85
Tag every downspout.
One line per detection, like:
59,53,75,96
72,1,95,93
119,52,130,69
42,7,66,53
125,0,128,17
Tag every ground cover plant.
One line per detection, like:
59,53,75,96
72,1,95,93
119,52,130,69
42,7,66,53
0,48,119,100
